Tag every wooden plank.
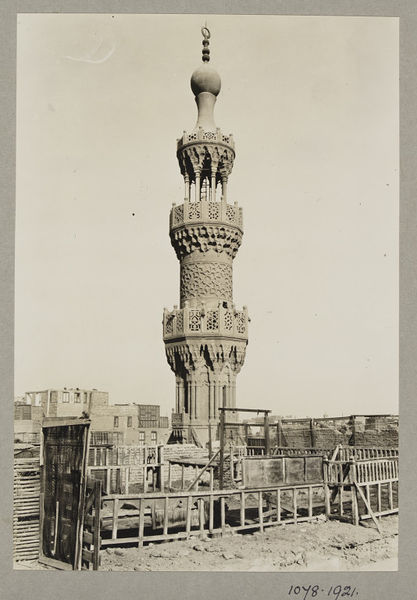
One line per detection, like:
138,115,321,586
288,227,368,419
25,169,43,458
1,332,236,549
339,485,344,516
388,480,393,510
377,482,382,514
293,489,297,524
92,480,101,571
199,498,205,532
308,486,313,518
138,498,145,548
112,498,119,540
366,484,371,509
219,409,225,489
209,494,214,533
163,496,169,536
186,449,221,492
220,496,226,535
360,508,398,520
258,491,264,532
143,465,148,493
276,489,281,522
240,491,245,526
185,496,192,537
354,483,381,534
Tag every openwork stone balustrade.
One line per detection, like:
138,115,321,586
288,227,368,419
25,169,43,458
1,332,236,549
163,303,249,341
170,200,243,230
177,128,235,150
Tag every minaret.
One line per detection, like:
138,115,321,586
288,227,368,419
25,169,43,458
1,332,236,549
163,27,248,446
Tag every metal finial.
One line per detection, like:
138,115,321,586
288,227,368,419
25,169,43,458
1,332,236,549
201,26,211,62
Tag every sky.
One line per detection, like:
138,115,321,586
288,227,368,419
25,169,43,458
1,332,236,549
15,14,399,418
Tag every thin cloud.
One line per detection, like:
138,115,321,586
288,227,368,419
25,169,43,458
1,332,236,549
64,39,115,64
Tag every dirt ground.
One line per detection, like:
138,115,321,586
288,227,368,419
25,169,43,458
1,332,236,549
98,515,398,572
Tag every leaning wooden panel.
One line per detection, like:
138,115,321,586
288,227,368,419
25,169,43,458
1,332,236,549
39,418,91,570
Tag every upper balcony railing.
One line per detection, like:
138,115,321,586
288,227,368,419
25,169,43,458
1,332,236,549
170,199,243,231
177,128,235,151
163,303,249,341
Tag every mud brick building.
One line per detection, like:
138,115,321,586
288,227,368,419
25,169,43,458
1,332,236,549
14,388,170,445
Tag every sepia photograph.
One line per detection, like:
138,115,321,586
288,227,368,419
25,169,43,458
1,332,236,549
13,13,398,573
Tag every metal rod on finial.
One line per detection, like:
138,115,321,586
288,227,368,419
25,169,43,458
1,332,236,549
201,26,211,62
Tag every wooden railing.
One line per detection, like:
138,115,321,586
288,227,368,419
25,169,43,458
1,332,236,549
325,456,398,531
273,446,332,457
336,446,398,461
100,482,325,547
87,465,130,495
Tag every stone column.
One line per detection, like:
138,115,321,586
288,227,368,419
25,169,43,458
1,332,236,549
195,170,201,202
222,176,228,202
209,383,214,420
184,174,190,201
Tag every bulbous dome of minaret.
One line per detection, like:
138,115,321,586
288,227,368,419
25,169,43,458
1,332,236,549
190,63,221,97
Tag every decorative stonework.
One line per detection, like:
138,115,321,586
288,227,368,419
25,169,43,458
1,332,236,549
177,141,235,183
170,201,243,230
163,303,249,340
165,339,247,378
180,262,232,304
170,223,242,260
163,38,249,443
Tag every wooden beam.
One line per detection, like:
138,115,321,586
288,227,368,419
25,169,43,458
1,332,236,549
186,449,221,492
354,483,381,534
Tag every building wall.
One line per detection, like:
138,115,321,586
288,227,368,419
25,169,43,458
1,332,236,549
15,389,170,446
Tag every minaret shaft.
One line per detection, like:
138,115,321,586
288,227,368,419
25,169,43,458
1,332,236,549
163,29,248,446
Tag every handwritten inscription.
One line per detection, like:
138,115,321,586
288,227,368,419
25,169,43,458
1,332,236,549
288,585,359,600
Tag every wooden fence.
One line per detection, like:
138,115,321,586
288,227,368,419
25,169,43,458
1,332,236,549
100,482,325,547
13,458,40,562
335,446,398,461
325,456,398,532
87,465,130,495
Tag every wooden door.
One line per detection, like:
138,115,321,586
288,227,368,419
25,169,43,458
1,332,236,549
39,419,90,570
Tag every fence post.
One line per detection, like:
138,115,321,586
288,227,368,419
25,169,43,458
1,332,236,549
264,412,271,456
310,418,316,448
350,459,359,526
219,409,225,489
277,419,282,447
351,415,356,446
324,460,331,518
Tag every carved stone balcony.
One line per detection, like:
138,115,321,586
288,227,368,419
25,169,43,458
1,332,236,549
170,199,243,231
177,128,235,152
163,303,249,342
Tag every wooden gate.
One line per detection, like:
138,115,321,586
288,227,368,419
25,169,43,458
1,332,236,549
39,418,90,570
81,479,102,570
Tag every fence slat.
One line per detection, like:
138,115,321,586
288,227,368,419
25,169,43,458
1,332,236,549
185,496,191,537
258,491,264,532
163,496,169,536
199,498,205,533
240,491,245,526
112,498,119,540
293,489,297,524
276,489,281,522
220,497,226,535
209,494,214,533
138,498,145,548
308,486,313,518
